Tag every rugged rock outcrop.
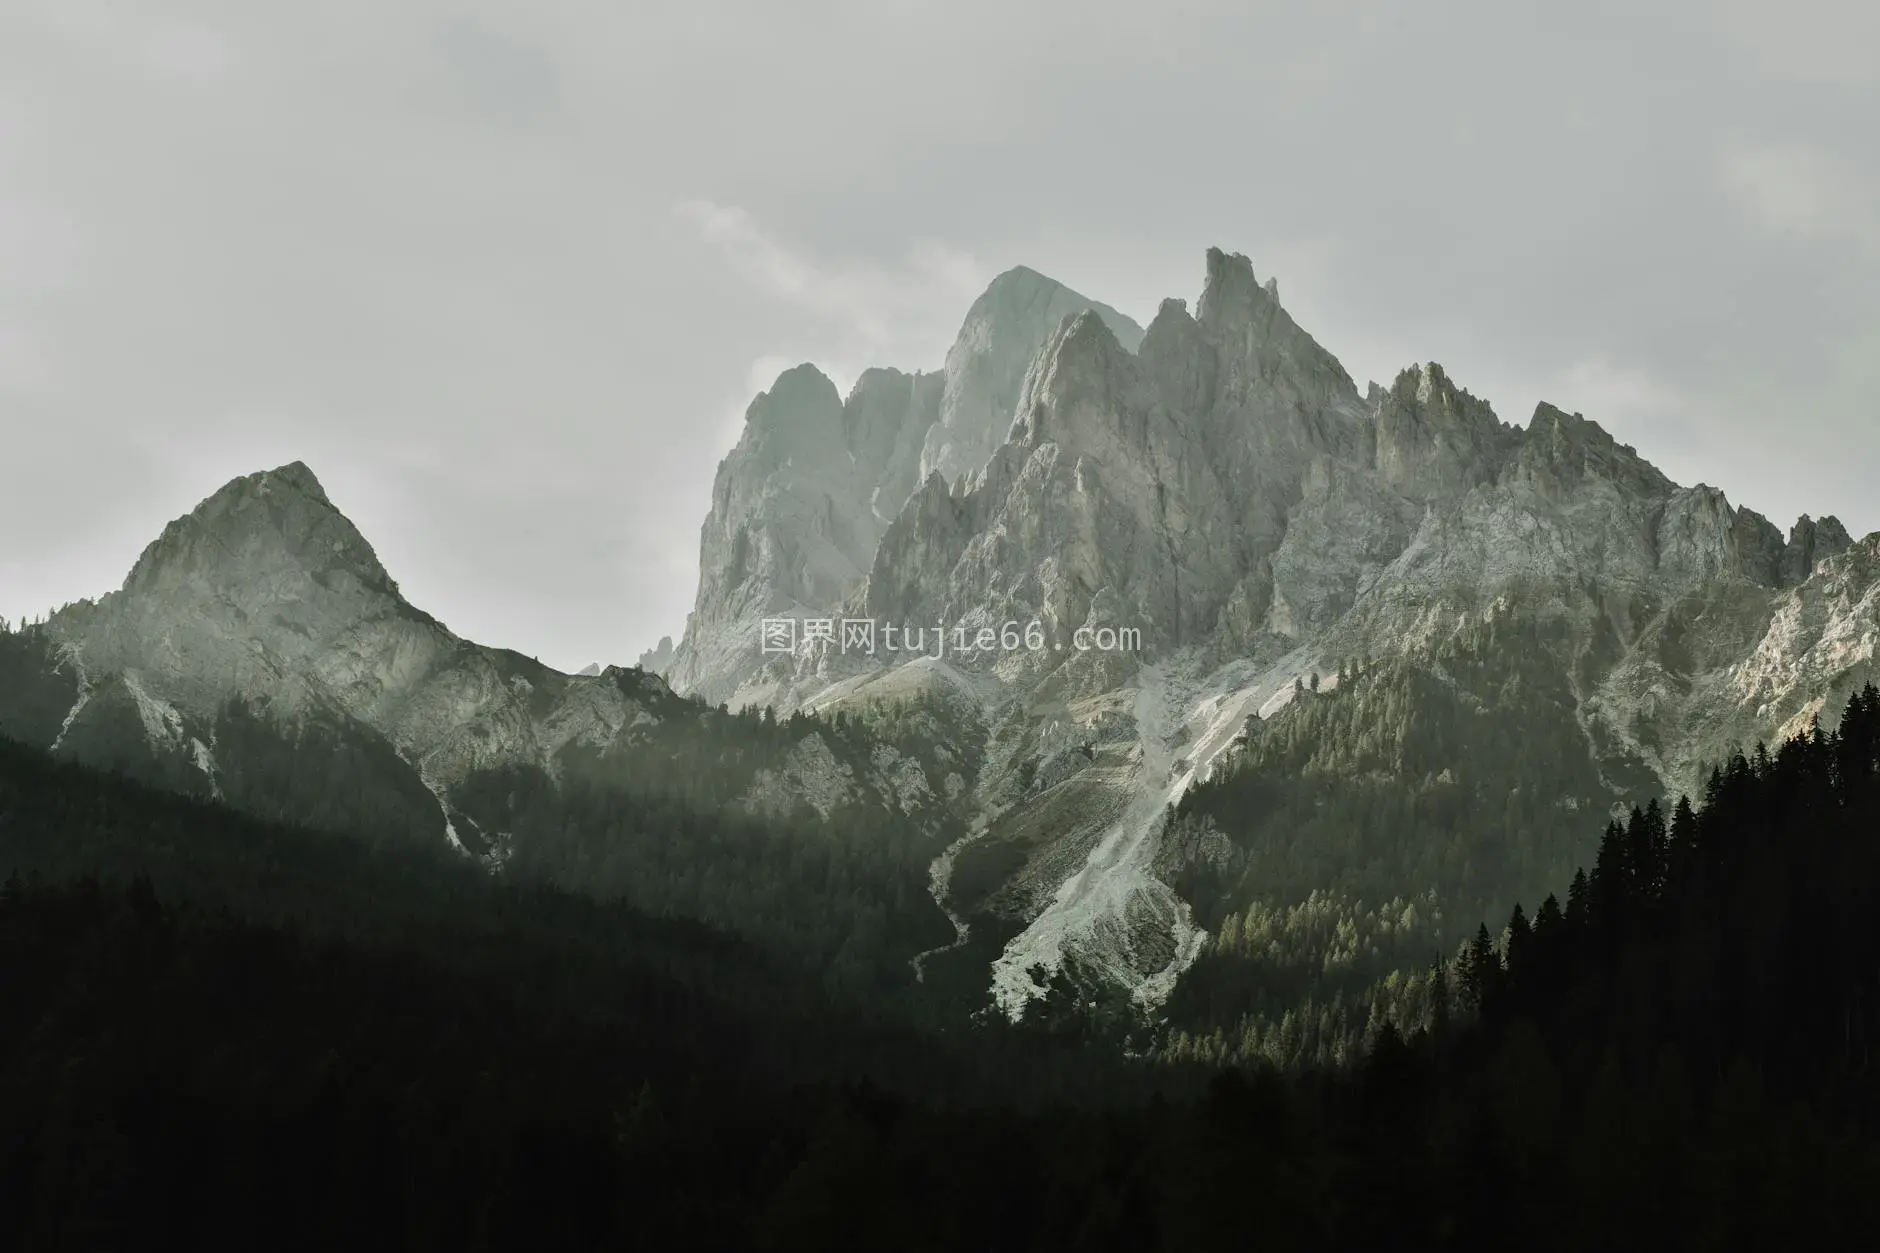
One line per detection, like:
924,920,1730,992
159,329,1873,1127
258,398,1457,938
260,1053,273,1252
25,243,1872,1026
668,266,1144,707
30,463,944,860
633,637,674,676
655,244,1879,1019
918,265,1144,487
40,465,681,804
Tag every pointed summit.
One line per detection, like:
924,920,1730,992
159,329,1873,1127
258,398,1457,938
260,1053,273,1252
917,266,1143,486
263,460,329,502
1196,247,1266,327
1780,514,1854,586
45,460,441,735
1518,402,1673,497
120,462,392,598
1369,363,1512,500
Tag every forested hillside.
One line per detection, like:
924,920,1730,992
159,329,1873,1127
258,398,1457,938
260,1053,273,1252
0,614,973,1003
1159,607,1663,1054
453,689,979,998
7,688,1880,1247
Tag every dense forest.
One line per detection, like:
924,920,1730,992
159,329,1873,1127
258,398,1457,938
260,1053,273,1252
0,615,984,1005
7,682,1880,1247
1159,608,1663,1054
451,687,981,999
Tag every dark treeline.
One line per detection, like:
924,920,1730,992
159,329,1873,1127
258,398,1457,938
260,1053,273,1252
453,685,981,1001
0,611,980,1007
8,684,1880,1247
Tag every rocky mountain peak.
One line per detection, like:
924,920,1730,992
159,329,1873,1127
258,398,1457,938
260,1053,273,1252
1013,310,1132,437
1001,306,1192,495
1146,297,1193,332
1196,247,1266,327
267,460,329,501
1190,248,1359,422
122,461,393,599
741,364,846,464
635,635,676,678
1138,297,1216,415
917,266,1145,487
1517,402,1674,497
1782,514,1855,587
1368,363,1511,501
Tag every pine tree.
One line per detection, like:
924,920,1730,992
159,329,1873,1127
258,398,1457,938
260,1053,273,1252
1505,902,1532,981
1428,963,1450,1040
1565,868,1590,929
1464,923,1499,1014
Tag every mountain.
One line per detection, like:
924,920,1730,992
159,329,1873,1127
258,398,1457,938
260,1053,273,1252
666,266,1143,707
918,265,1146,486
32,462,664,853
633,636,674,677
8,245,1873,1032
659,245,1877,1023
1,464,975,995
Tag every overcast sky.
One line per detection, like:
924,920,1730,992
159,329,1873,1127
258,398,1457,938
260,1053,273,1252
2,1,1876,670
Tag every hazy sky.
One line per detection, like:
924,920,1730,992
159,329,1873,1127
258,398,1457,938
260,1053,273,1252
3,1,1876,671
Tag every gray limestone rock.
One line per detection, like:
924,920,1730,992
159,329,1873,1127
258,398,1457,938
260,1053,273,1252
918,265,1145,488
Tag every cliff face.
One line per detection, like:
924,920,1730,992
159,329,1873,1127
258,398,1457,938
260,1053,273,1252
667,267,1143,708
918,265,1146,487
45,463,611,793
656,245,1874,1018
31,463,953,866
20,243,1871,1024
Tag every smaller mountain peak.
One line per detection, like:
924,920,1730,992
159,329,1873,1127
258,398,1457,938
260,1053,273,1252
257,460,329,501
1391,362,1454,404
1142,297,1198,346
964,265,1078,317
956,265,1143,350
1372,363,1508,498
740,364,844,450
987,264,1053,288
1780,514,1856,587
635,635,675,676
119,459,395,600
758,362,837,402
1529,401,1589,434
1197,246,1287,333
1527,401,1622,452
1200,247,1258,303
1204,246,1255,281
1058,306,1122,350
1382,363,1500,427
1521,402,1672,495
845,365,917,399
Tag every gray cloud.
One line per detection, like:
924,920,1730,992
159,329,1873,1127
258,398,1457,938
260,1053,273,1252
3,0,1876,667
